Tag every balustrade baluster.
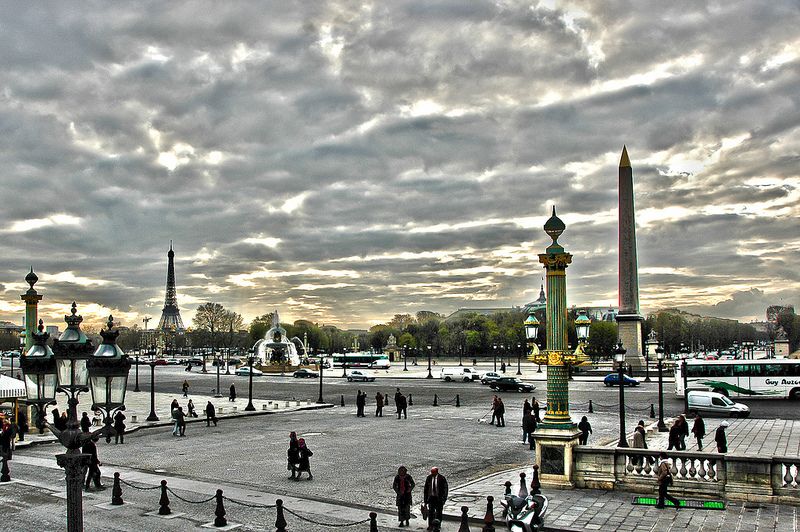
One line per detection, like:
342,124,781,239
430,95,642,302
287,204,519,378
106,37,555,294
697,459,707,480
626,455,635,474
688,458,697,479
643,456,653,475
679,457,688,478
784,462,795,487
707,459,717,481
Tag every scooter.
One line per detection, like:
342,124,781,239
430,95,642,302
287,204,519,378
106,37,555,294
500,471,548,532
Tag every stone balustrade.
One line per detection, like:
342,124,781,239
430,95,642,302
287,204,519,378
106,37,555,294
573,446,800,505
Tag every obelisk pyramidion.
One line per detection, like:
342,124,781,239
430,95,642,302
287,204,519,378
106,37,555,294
615,146,645,369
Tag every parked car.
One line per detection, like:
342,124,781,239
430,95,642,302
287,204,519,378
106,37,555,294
163,358,182,365
293,368,319,378
151,358,168,366
687,391,750,418
440,367,479,382
603,374,640,387
235,366,263,377
489,377,535,393
480,371,502,385
346,369,376,382
188,357,204,366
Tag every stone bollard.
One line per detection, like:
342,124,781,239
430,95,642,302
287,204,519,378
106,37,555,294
295,400,301,406
273,403,280,410
518,472,528,498
232,406,237,412
482,496,495,532
111,472,123,505
341,395,345,407
503,481,512,497
408,394,413,406
262,404,269,410
285,401,290,407
369,511,378,532
275,498,287,532
458,505,471,531
530,465,541,495
214,489,227,527
456,394,460,407
649,403,655,418
158,479,171,515
588,400,593,413
217,407,223,414
131,414,137,423
433,394,439,406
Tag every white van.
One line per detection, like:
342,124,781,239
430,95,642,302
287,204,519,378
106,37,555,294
440,367,479,382
687,391,750,418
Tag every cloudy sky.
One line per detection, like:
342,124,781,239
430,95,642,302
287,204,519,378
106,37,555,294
1,1,798,331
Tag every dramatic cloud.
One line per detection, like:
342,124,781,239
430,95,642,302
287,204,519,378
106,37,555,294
1,1,798,329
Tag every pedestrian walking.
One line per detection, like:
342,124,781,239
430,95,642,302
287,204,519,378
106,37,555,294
523,399,532,418
171,402,181,436
632,420,647,465
229,383,236,402
396,391,408,419
692,413,706,451
205,401,218,427
533,397,541,423
187,399,198,418
392,465,415,527
182,379,189,398
423,467,448,530
296,438,313,480
82,435,104,491
496,397,506,427
578,416,592,445
80,411,91,433
176,406,186,437
522,411,536,445
490,395,499,425
113,411,126,444
529,413,538,450
59,411,68,431
375,392,384,417
0,419,13,460
667,418,681,451
356,390,365,417
16,411,28,442
677,415,689,450
287,432,300,479
655,452,680,509
715,421,729,453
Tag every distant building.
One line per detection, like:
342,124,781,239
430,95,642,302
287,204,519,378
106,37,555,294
0,321,23,334
45,325,60,336
446,306,523,321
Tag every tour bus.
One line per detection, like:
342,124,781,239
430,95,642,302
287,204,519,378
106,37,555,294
323,353,391,369
675,358,800,399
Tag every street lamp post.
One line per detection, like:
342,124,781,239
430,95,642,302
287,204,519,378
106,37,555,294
133,349,140,392
20,320,57,434
615,341,629,448
682,357,689,415
146,351,159,422
426,345,433,379
215,356,222,398
245,356,255,411
524,313,540,376
402,345,408,372
316,357,324,404
656,344,667,432
516,343,522,375
493,345,497,372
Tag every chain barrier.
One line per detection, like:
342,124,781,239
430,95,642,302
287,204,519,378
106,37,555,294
283,506,370,528
221,496,276,509
119,478,161,490
165,487,216,504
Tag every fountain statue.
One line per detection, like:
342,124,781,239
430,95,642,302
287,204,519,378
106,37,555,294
253,310,302,367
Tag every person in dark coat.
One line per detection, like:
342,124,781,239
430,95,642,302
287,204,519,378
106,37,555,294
692,413,706,451
392,465,415,527
187,399,198,418
423,467,448,530
16,411,28,442
0,419,13,457
496,397,506,427
80,411,91,433
229,383,236,402
578,416,592,445
522,399,532,418
396,391,408,419
182,380,189,398
356,390,365,417
113,411,126,444
375,392,384,417
287,432,300,479
533,397,541,423
82,435,104,490
59,411,68,431
490,395,499,425
715,421,729,453
175,406,186,437
655,452,680,509
296,438,313,480
667,419,681,450
522,411,536,445
205,401,217,427
677,415,689,450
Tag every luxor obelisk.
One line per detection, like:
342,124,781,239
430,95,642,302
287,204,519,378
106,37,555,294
616,146,645,369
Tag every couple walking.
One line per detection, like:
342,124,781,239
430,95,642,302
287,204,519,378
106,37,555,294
287,431,314,480
392,466,448,530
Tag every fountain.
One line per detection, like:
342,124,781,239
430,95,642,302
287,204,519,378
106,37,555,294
253,310,304,370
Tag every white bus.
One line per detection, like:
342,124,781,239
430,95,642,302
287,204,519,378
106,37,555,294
675,358,800,399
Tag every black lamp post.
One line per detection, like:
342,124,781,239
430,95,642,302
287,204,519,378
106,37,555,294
146,347,159,422
245,355,255,411
524,313,540,376
656,344,667,432
341,347,348,378
615,341,629,448
402,345,408,372
133,348,140,392
493,344,497,372
22,304,130,532
215,356,222,398
516,343,522,375
682,356,689,415
20,320,57,434
316,356,324,404
426,345,433,379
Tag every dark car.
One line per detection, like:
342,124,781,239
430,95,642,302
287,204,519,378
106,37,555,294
489,377,535,393
293,369,319,378
603,374,640,387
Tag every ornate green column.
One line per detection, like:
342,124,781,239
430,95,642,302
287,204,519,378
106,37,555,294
20,268,42,352
537,207,577,429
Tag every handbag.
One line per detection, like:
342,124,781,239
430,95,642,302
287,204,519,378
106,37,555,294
420,504,428,520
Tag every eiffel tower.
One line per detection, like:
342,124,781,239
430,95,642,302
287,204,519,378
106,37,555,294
157,241,185,332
